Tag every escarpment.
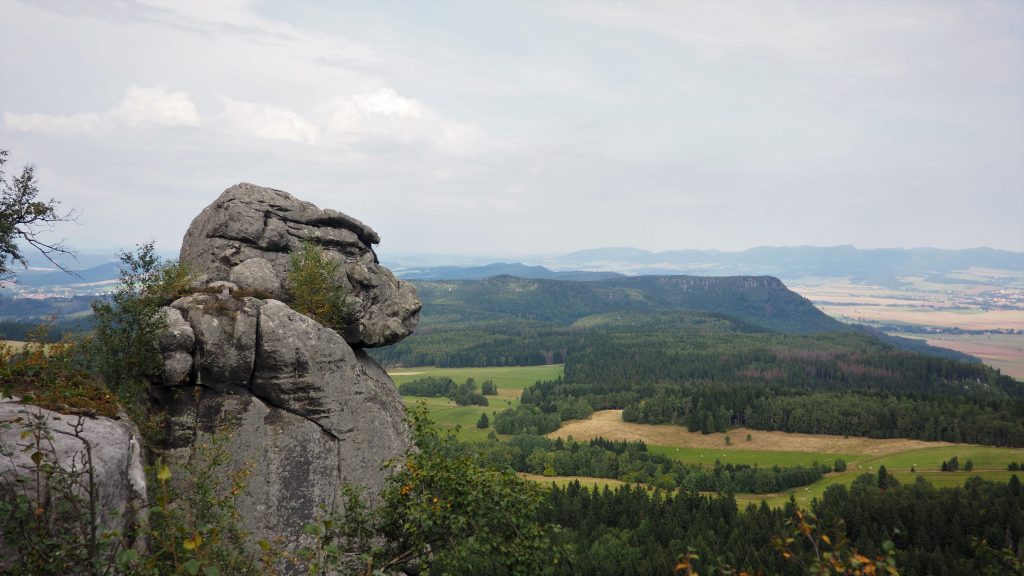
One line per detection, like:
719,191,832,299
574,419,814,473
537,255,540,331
151,184,420,557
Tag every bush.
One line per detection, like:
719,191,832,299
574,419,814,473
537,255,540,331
375,404,570,574
0,326,118,418
88,242,192,409
287,241,349,333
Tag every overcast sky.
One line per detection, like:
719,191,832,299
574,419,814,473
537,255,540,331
1,0,1022,260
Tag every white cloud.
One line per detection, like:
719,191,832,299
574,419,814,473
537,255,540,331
220,96,320,145
3,84,201,136
325,88,482,155
2,111,103,136
113,85,201,128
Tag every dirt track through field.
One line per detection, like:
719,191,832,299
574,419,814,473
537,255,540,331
550,410,953,456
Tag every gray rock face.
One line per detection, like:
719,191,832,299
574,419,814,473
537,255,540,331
170,293,263,393
179,183,421,347
229,257,282,297
152,185,415,570
0,401,147,553
152,295,409,563
157,307,195,386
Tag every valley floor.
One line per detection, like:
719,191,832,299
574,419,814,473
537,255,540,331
389,366,1024,509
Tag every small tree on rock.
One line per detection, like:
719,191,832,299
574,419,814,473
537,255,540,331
288,241,350,333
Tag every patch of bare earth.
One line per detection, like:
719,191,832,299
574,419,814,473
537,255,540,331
388,371,425,376
551,410,953,456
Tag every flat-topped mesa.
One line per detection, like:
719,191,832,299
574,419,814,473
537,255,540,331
179,183,421,347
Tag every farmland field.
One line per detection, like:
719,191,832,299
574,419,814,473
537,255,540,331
389,364,563,441
554,409,1024,508
552,410,950,456
893,332,1024,380
789,276,1024,379
390,367,1024,506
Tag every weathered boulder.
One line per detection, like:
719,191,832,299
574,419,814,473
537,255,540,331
0,401,147,553
229,257,282,297
157,307,194,386
179,183,421,347
152,186,415,570
170,293,263,393
152,295,409,561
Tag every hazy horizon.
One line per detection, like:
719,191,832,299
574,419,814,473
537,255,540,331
2,1,1022,256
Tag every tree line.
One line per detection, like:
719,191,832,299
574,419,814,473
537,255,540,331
471,435,829,493
536,473,1024,576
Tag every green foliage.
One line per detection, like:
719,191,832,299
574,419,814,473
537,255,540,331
773,508,900,576
0,149,76,281
287,241,349,333
476,413,490,429
398,376,489,406
493,404,561,435
0,329,119,418
0,407,128,575
131,434,255,576
407,276,842,333
88,242,193,409
375,404,570,575
475,435,827,494
540,474,1023,575
481,379,497,395
525,328,1024,446
834,459,848,472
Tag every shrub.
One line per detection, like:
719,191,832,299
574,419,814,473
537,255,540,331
0,327,118,418
88,242,193,410
287,241,349,334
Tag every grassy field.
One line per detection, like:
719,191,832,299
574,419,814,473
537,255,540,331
647,444,860,468
576,411,1024,508
389,365,563,441
390,366,1024,506
517,472,629,490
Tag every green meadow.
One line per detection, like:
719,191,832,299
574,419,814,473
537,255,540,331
390,364,563,441
390,364,1024,503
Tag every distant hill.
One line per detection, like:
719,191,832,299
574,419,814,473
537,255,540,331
548,245,1024,286
396,262,622,282
11,262,120,287
412,274,844,334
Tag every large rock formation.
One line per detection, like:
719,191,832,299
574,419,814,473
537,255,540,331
152,185,416,562
0,400,147,558
179,183,421,347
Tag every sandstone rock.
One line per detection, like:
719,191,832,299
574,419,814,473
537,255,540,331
0,401,147,550
229,257,282,297
158,307,195,352
158,307,195,386
179,183,420,347
252,300,408,441
151,388,404,554
151,297,409,564
153,185,415,571
206,280,239,295
171,293,263,392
